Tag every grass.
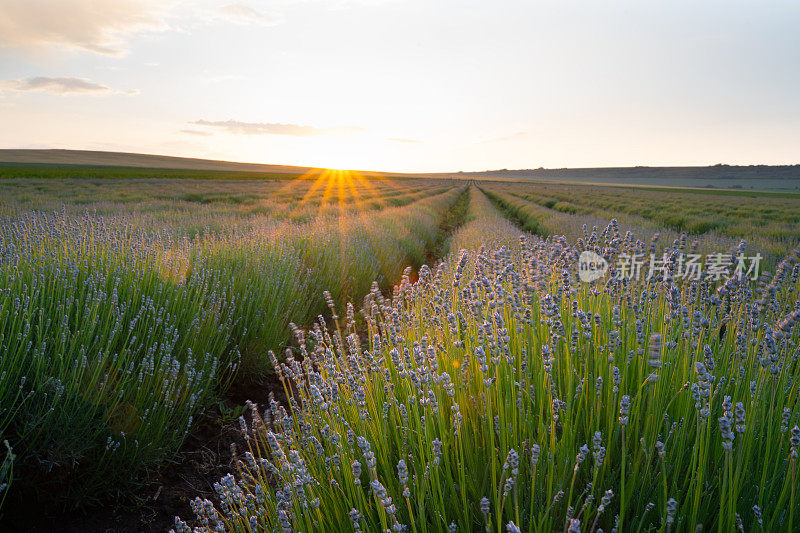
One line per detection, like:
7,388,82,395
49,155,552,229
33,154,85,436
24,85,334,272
447,186,523,252
481,188,547,236
609,184,800,199
488,181,800,258
0,163,302,181
0,171,798,532
0,176,464,505
180,233,800,532
0,214,236,504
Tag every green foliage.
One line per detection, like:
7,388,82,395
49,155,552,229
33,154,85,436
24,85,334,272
0,176,463,505
447,186,522,252
2,171,799,528
0,440,14,511
182,236,800,533
0,163,299,181
482,189,546,236
491,181,800,260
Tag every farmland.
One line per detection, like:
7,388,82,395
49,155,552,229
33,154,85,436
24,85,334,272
0,168,799,532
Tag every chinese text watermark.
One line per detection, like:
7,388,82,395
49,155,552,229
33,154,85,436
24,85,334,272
578,251,762,282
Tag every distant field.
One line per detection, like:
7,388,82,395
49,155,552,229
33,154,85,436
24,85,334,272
0,149,313,174
0,149,428,178
481,180,800,260
0,163,307,181
459,164,800,190
610,183,800,199
4,149,799,190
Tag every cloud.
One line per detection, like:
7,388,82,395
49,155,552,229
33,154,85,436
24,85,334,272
387,137,422,144
0,0,170,56
0,76,128,95
191,119,363,137
179,129,213,137
215,3,282,25
0,0,396,57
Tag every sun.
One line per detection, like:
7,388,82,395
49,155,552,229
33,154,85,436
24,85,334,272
277,167,409,219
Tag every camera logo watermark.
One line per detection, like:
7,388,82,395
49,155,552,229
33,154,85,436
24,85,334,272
578,251,608,282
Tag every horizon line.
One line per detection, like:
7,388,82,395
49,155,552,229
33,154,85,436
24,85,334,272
1,147,799,175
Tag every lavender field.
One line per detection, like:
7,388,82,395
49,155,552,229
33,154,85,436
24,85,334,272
1,171,799,532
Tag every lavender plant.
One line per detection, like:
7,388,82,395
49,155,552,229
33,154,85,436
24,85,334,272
0,182,466,505
0,211,237,503
0,440,13,510
181,224,800,532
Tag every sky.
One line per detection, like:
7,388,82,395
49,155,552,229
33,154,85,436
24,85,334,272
0,0,798,173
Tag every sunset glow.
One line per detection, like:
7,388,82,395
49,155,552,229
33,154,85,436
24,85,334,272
1,1,798,172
